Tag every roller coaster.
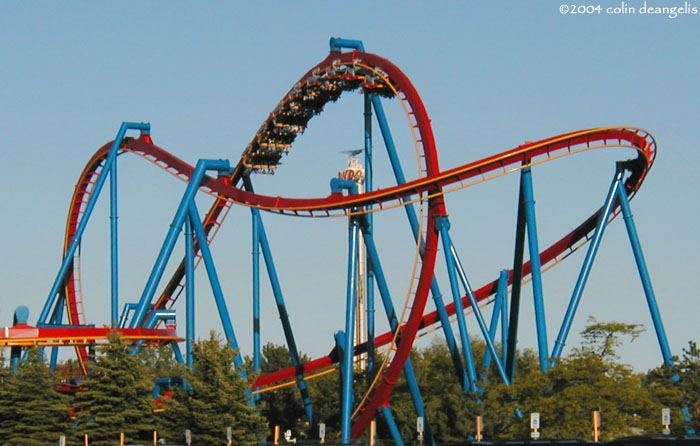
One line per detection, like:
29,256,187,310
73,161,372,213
0,38,675,443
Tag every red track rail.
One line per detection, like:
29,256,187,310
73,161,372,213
55,49,656,439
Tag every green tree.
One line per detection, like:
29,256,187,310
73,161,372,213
677,341,700,433
526,319,653,440
536,349,654,440
646,340,700,435
163,332,266,445
0,347,75,445
74,332,158,446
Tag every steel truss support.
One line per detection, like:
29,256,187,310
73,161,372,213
39,122,151,326
127,159,243,368
506,166,549,377
437,217,512,387
552,164,672,364
244,176,314,423
482,270,509,373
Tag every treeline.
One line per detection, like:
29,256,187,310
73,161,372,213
0,321,697,445
0,332,265,446
258,319,699,442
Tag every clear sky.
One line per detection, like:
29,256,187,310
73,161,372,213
0,1,698,373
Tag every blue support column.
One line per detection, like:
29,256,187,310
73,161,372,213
615,175,673,365
381,406,405,446
171,343,185,365
499,270,509,364
506,172,528,382
483,270,508,373
252,203,261,401
450,245,511,385
364,91,376,378
245,176,314,425
188,200,242,368
40,122,150,325
110,149,118,327
185,216,195,368
49,296,65,372
521,167,549,372
130,158,229,329
437,216,479,393
552,171,623,359
341,216,360,444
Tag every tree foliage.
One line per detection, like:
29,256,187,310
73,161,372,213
0,348,75,445
74,332,158,446
162,332,266,445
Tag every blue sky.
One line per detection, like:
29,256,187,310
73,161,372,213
1,1,698,372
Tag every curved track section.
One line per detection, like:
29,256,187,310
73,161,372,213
55,49,656,439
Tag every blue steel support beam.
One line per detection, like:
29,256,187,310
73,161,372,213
188,200,243,368
252,202,261,401
371,94,468,387
110,149,118,327
551,171,623,359
185,216,195,368
436,216,479,392
40,122,150,325
49,295,65,371
255,208,314,421
129,158,229,329
381,406,405,446
615,172,673,365
341,213,360,444
499,270,509,364
483,270,508,373
172,343,185,365
450,244,511,385
244,176,314,424
521,167,550,372
364,91,376,379
506,172,528,381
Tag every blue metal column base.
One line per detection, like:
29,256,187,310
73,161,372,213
381,406,405,446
